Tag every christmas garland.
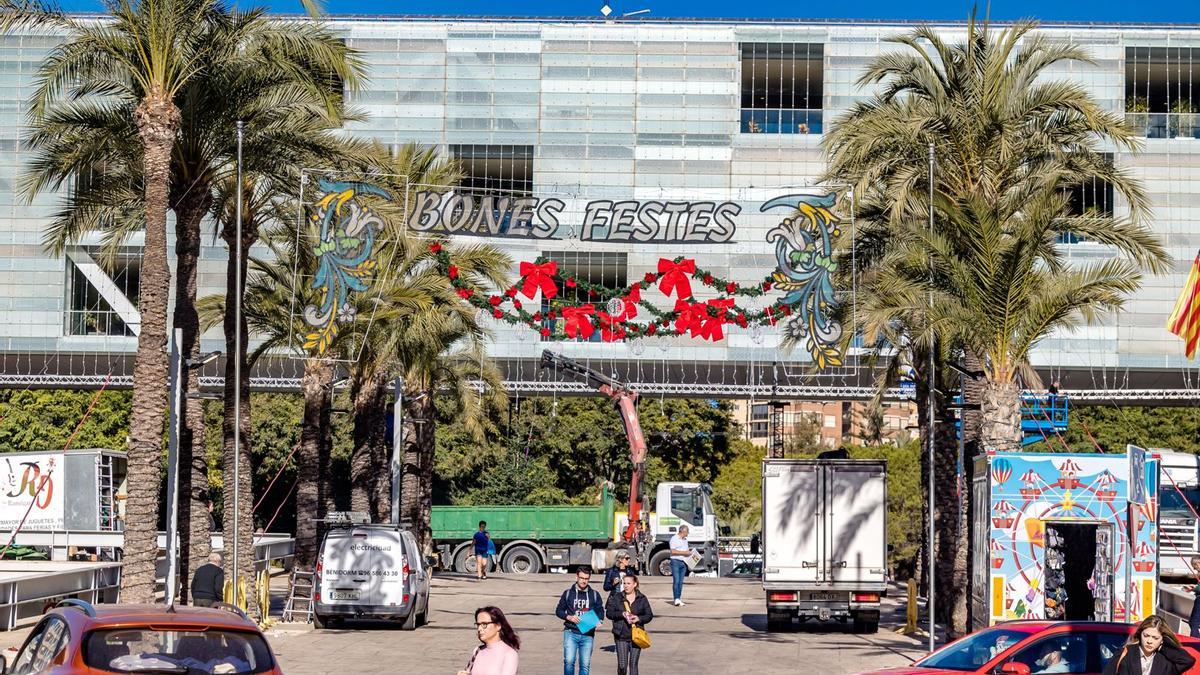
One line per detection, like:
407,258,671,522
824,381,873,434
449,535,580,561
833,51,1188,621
430,243,800,343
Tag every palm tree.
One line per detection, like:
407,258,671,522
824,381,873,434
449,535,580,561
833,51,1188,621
393,292,509,554
331,147,511,527
824,16,1168,634
2,0,253,603
20,2,362,601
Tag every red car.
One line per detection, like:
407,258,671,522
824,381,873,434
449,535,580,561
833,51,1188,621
1,599,283,674
861,621,1200,675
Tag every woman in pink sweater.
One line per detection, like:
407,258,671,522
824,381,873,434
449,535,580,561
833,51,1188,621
459,605,520,675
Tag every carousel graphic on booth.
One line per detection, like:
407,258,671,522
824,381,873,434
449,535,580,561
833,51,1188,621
981,452,1158,625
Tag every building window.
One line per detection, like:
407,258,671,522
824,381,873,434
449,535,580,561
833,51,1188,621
751,403,770,421
739,42,823,135
1058,153,1114,244
1125,47,1200,139
450,144,534,196
66,251,140,337
539,251,627,342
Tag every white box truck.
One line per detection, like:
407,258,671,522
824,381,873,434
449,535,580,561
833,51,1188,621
761,457,887,633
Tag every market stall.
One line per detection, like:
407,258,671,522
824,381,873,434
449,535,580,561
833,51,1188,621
970,450,1158,629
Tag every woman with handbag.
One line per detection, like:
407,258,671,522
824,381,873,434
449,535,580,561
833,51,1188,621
605,572,653,675
1102,615,1195,675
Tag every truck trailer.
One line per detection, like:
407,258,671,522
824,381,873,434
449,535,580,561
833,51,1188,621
431,481,721,576
761,457,887,633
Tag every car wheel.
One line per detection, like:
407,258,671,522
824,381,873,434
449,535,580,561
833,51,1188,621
648,549,672,577
500,546,542,574
401,608,418,631
313,613,327,630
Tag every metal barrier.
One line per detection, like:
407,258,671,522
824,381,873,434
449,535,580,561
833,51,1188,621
0,561,122,631
10,531,295,573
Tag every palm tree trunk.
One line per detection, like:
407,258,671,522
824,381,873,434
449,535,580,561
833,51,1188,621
399,387,421,536
981,378,1022,454
961,350,985,631
350,368,389,520
173,189,214,604
120,97,180,604
296,359,333,569
220,213,257,613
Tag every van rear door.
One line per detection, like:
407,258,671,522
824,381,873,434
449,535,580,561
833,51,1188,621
320,527,408,608
762,460,822,584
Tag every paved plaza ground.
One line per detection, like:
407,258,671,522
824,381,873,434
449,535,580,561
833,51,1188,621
265,573,931,674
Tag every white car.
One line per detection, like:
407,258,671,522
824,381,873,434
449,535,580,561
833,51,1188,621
313,524,430,630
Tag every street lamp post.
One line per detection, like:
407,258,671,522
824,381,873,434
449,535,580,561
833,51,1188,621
927,141,936,652
232,120,244,598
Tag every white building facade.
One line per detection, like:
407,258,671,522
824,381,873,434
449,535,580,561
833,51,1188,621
0,17,1198,400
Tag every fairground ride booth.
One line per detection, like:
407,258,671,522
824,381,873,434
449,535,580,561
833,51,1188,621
970,450,1158,630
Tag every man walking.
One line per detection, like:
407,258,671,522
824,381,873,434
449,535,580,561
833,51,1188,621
473,521,490,580
669,525,692,607
191,552,224,607
556,567,604,675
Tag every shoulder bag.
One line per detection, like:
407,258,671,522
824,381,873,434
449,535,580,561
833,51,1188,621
624,599,651,649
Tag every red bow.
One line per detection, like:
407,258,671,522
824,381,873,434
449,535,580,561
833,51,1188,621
616,286,640,321
563,304,596,339
597,312,627,342
518,260,558,300
695,298,734,341
674,299,707,336
657,258,696,300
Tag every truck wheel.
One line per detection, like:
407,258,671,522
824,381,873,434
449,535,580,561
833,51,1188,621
766,613,791,632
453,547,473,574
648,550,672,577
852,617,879,634
312,612,326,630
501,546,542,574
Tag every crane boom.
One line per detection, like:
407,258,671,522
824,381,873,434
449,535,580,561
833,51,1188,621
540,350,648,545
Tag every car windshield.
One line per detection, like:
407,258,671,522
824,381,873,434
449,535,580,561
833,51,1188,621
83,628,275,674
917,628,1028,671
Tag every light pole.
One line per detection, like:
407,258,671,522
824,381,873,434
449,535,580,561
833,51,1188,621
232,120,244,597
926,141,936,653
164,329,183,608
165,334,220,607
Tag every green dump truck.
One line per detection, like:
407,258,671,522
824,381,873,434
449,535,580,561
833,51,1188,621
431,482,721,576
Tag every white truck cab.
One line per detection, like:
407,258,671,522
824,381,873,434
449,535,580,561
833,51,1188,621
313,517,430,630
645,482,722,576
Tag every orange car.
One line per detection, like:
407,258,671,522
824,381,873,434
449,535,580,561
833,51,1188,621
2,599,282,674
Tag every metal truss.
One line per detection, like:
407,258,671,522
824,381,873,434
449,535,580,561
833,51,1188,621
0,371,1196,403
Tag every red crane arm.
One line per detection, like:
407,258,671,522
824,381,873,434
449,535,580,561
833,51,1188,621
541,351,647,543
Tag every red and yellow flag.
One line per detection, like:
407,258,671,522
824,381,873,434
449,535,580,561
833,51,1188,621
1168,253,1200,358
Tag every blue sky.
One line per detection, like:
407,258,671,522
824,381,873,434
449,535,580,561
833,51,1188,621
56,0,1200,24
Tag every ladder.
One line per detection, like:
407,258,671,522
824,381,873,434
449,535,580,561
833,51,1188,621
97,455,115,530
281,570,315,624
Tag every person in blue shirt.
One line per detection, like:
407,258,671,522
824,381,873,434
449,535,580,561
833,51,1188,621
473,521,490,580
555,567,604,675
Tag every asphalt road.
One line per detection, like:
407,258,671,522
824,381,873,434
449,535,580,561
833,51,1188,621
266,573,931,674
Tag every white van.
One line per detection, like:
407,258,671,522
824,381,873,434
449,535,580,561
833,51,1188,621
313,523,430,630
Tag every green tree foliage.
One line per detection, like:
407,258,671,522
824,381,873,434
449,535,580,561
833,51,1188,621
0,390,131,450
435,395,738,507
1025,405,1200,455
710,439,764,535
